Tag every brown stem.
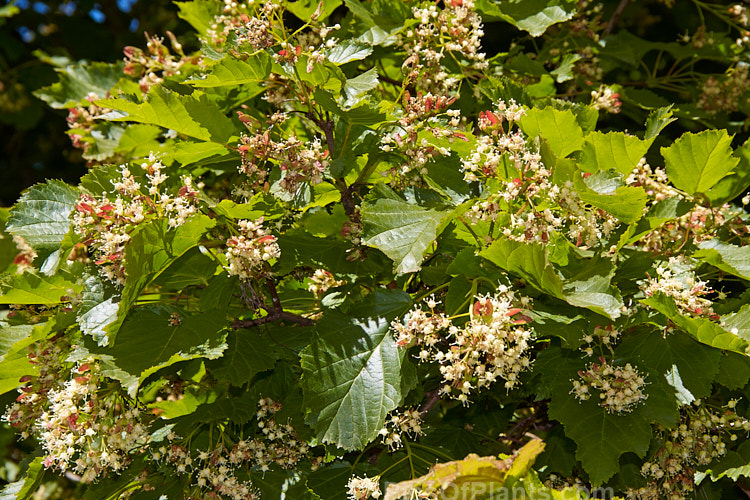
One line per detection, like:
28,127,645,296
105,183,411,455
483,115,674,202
603,0,629,36
419,390,442,418
233,310,314,329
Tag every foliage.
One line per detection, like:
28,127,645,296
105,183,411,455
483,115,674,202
2,0,750,499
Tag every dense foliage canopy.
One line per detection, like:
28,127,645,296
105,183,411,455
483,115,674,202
2,0,750,499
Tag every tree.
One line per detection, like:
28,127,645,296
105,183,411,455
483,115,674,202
2,0,750,498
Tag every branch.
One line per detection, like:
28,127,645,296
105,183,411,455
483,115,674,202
233,311,314,329
419,390,442,418
603,0,629,37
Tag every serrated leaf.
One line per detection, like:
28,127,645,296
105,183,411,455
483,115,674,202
664,364,695,406
0,457,44,500
519,107,583,158
7,180,78,252
287,0,343,21
77,274,120,345
187,53,271,87
0,269,82,305
300,290,415,450
579,131,649,176
383,441,544,500
616,329,721,399
480,239,564,298
539,347,652,486
577,183,648,224
102,305,228,386
480,0,575,37
644,105,676,143
706,139,750,205
662,130,739,196
361,197,448,274
327,40,373,65
342,68,379,108
104,215,216,344
563,273,623,320
176,0,220,35
642,292,748,354
206,330,277,386
550,53,581,83
695,239,750,281
99,87,235,143
33,62,123,109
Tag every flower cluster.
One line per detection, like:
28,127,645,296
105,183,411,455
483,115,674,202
11,234,36,272
224,218,280,279
238,130,329,196
697,63,750,114
379,91,460,188
66,93,112,153
392,288,535,405
153,438,257,500
642,258,714,317
308,268,344,297
6,356,151,483
153,399,320,499
590,85,621,113
124,32,191,92
379,408,424,451
570,358,648,415
207,1,279,48
2,335,69,440
463,100,618,247
399,0,487,94
579,324,621,357
626,401,750,500
72,155,198,285
346,475,382,500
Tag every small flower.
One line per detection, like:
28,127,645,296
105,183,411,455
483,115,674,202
347,475,382,500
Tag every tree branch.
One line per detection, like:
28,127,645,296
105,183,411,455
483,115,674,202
603,0,629,37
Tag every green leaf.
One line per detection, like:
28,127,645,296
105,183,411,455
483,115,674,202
662,130,739,196
205,330,277,386
286,0,343,21
643,106,675,146
579,132,650,176
153,247,219,289
7,179,78,252
176,0,220,35
77,274,120,346
101,304,228,387
519,107,583,158
361,196,448,274
99,87,236,143
642,292,749,354
480,239,564,298
33,62,123,109
577,182,648,224
562,273,623,320
187,53,271,88
694,239,750,281
616,329,721,400
722,304,750,342
479,0,575,37
104,215,216,344
300,290,416,450
706,139,750,205
715,351,750,390
550,53,581,83
539,347,653,486
327,40,373,65
0,269,82,305
342,68,379,108
0,314,72,395
0,457,44,500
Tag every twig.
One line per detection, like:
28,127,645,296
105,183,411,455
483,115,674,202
233,310,314,329
603,0,629,37
419,390,442,418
